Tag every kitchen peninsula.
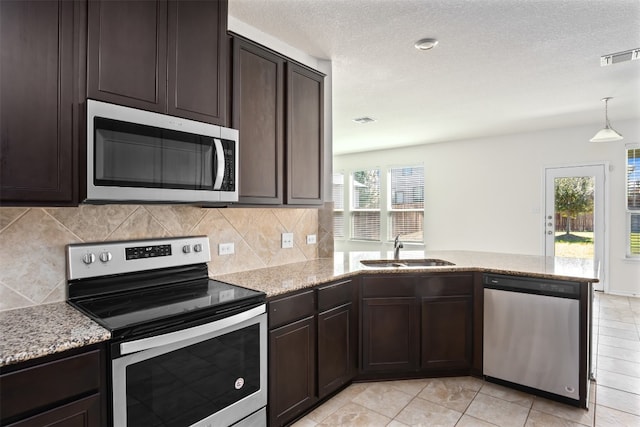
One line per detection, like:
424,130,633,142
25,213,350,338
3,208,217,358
0,250,597,427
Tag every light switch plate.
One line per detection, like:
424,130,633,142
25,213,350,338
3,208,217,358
306,234,317,245
281,232,294,249
218,242,235,256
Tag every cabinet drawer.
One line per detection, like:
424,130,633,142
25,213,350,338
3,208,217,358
417,274,473,296
0,349,101,422
362,276,414,297
318,280,353,312
269,290,315,329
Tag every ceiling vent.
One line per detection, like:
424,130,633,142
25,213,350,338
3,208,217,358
353,117,376,124
600,48,640,66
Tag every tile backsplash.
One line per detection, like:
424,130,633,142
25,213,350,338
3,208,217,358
0,204,333,312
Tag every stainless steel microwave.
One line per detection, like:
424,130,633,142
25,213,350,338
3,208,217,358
86,99,238,204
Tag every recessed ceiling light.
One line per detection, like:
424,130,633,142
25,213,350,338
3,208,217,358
353,117,376,124
414,38,439,51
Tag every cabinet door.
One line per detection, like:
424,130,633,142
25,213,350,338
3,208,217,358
0,0,82,205
269,316,316,427
167,0,227,125
232,38,284,204
361,297,419,373
317,303,357,398
6,394,100,427
285,63,324,205
87,0,167,112
421,295,473,370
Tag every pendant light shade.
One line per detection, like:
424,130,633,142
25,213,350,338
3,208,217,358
590,97,623,142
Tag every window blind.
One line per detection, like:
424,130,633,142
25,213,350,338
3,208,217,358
389,166,424,242
628,148,640,210
332,172,345,238
627,148,640,255
352,169,380,240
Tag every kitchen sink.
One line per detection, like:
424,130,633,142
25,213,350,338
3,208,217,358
360,259,455,268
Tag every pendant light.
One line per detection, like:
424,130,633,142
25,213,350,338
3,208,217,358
590,97,623,142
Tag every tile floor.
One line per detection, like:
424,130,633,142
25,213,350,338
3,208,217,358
292,292,640,427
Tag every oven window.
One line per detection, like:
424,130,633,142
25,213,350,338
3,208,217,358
94,117,214,190
125,324,260,426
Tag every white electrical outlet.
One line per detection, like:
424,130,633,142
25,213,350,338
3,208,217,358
281,232,294,249
306,234,317,244
218,242,235,256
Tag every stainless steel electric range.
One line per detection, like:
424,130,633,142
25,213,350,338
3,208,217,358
66,236,266,427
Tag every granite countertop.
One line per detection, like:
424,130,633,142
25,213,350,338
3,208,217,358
0,302,110,368
214,250,599,298
0,250,598,368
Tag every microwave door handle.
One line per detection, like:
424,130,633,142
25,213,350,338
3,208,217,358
213,138,224,190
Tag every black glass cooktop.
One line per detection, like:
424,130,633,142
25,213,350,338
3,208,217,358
69,278,265,339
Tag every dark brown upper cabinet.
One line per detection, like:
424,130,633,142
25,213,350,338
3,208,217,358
88,0,228,126
232,37,285,204
231,36,324,206
0,0,85,206
285,63,324,205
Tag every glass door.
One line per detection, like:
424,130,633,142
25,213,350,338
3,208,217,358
545,165,605,291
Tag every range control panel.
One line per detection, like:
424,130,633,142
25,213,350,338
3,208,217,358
125,244,172,260
67,236,211,280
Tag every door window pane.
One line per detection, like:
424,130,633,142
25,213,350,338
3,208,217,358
553,176,594,258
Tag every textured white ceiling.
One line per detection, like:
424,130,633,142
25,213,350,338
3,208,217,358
229,0,640,154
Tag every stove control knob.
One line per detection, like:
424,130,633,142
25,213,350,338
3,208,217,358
182,245,191,254
82,253,96,265
99,252,112,263
193,243,203,253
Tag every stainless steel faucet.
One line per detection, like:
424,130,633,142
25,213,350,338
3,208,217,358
393,235,404,260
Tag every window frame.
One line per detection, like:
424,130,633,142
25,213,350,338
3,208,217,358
332,171,345,239
387,166,425,243
350,168,382,241
332,164,425,245
626,144,640,258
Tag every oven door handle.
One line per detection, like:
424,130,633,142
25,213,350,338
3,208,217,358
119,304,265,356
213,138,225,190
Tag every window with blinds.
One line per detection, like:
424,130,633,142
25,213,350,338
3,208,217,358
333,172,345,238
627,147,640,256
351,169,380,240
389,166,424,241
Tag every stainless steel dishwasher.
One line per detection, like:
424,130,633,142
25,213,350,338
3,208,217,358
483,274,581,402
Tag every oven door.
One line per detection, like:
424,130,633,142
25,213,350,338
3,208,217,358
112,305,266,427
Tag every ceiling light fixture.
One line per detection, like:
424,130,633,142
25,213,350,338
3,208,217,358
590,97,623,142
414,38,439,51
353,117,376,124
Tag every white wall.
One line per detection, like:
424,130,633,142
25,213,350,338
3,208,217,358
334,119,640,296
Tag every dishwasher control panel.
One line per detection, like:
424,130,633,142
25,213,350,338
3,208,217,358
483,274,580,299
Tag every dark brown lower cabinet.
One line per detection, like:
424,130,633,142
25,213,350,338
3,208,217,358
269,315,316,426
361,297,419,373
421,295,473,370
6,394,100,427
418,273,474,372
317,279,357,398
0,344,106,427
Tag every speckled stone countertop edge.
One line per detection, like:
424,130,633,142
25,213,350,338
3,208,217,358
213,251,599,298
0,301,111,369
